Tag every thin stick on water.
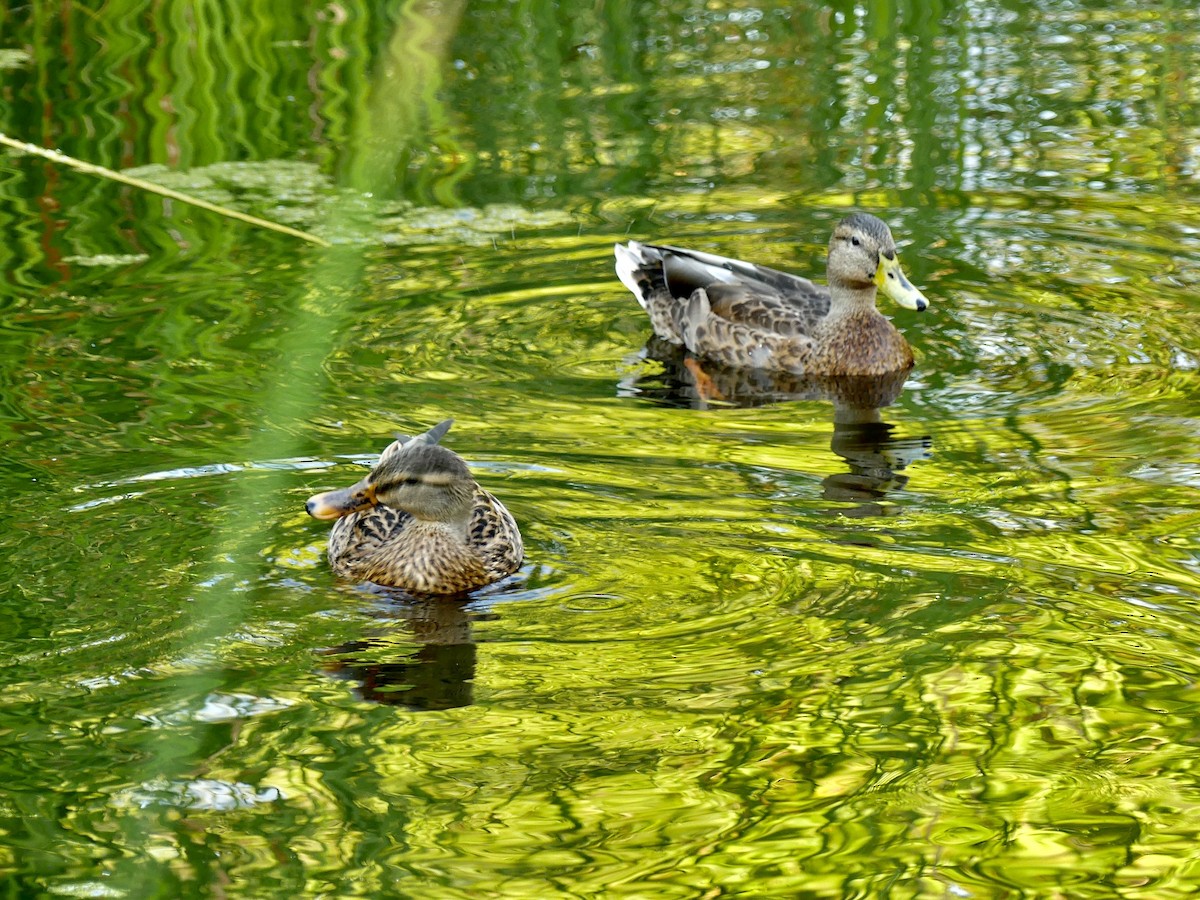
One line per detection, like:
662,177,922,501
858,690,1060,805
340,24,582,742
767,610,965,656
0,132,331,247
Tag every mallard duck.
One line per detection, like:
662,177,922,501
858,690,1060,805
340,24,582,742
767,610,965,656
305,419,522,594
614,212,930,376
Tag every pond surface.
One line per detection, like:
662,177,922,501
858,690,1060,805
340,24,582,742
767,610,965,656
3,1,1200,896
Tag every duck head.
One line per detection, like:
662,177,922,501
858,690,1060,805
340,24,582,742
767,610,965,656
306,419,476,524
827,212,929,311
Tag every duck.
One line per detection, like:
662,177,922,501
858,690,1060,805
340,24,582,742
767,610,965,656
614,212,930,376
305,419,522,595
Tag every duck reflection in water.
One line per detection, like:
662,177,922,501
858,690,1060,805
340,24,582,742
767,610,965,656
320,593,492,709
621,338,931,516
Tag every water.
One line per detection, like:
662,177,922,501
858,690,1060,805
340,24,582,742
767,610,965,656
2,0,1200,896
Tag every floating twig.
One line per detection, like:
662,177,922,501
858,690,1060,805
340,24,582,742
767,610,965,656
0,132,331,247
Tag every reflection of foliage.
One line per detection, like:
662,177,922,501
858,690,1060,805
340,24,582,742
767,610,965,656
2,0,1197,220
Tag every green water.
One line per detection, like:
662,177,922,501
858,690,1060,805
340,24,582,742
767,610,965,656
2,0,1200,896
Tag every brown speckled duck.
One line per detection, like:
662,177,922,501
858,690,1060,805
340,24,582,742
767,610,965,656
306,419,522,594
614,212,930,376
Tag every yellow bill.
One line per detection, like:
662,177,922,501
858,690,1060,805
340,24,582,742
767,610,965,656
875,251,929,311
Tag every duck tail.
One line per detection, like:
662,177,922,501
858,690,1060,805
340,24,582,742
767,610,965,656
379,418,454,465
614,241,666,311
415,418,454,446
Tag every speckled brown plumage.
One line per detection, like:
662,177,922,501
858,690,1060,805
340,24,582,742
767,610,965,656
614,212,929,377
306,419,522,595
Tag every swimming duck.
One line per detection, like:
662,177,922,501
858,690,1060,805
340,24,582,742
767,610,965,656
614,212,930,376
306,419,522,594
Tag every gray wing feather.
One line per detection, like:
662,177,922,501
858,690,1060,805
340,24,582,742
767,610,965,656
618,242,831,347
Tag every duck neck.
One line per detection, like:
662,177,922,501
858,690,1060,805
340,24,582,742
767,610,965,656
826,283,884,321
397,485,476,536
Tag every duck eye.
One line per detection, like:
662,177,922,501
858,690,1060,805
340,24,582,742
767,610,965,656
851,236,861,247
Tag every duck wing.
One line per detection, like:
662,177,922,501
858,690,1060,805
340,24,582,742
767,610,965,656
616,241,830,342
656,245,831,334
700,281,826,338
469,489,523,580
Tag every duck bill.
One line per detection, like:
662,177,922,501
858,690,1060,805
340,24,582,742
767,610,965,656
306,479,376,520
875,253,929,311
